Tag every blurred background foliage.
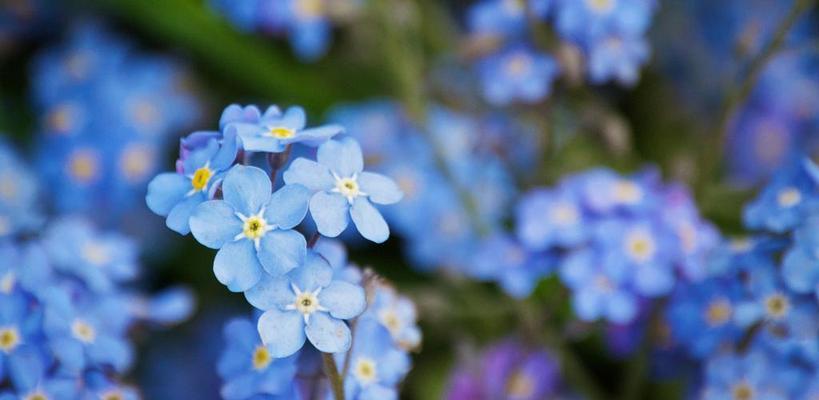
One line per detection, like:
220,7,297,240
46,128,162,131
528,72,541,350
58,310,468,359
1,0,818,398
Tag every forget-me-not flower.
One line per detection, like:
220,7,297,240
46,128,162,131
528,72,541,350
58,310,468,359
228,105,343,153
248,251,366,357
189,165,311,292
146,130,238,235
283,137,403,243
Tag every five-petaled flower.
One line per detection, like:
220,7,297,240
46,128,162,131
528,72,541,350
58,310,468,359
228,105,344,153
284,138,403,243
248,252,366,357
189,165,311,292
146,131,238,234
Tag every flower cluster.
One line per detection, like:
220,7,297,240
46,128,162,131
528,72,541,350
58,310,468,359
146,103,419,399
465,0,658,105
653,159,819,397
209,0,363,61
0,138,193,399
446,339,561,400
31,22,200,225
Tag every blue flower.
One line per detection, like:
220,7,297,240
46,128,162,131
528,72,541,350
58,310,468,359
560,249,638,323
470,233,555,299
248,251,366,356
476,45,559,105
217,317,298,400
0,291,46,392
147,130,238,235
698,349,802,400
782,217,819,298
554,0,656,45
42,217,138,293
283,138,403,243
42,286,133,375
228,105,343,153
576,168,658,214
0,139,42,238
516,187,587,251
595,217,677,297
587,33,649,85
363,282,422,351
336,319,411,400
744,159,819,233
189,165,311,291
666,278,743,358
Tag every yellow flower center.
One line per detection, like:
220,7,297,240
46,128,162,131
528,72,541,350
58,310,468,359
506,370,535,397
625,232,655,262
191,167,213,192
25,392,49,400
68,150,99,183
586,0,616,13
82,241,110,266
704,299,732,327
764,293,790,319
130,99,159,127
268,127,296,139
120,144,154,182
295,0,323,18
777,187,801,208
0,272,15,294
71,319,96,344
732,382,754,400
613,180,642,204
0,174,17,201
505,52,532,77
101,390,124,400
47,103,75,134
335,177,360,200
252,345,273,370
242,216,268,240
0,326,21,353
380,309,401,335
550,203,579,225
354,357,377,385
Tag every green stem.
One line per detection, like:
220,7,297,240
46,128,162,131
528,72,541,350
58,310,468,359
541,327,607,400
699,0,817,189
322,352,345,400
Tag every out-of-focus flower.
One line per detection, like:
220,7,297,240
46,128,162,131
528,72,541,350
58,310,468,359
228,105,343,153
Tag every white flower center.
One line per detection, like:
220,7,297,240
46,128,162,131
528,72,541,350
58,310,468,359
506,370,535,397
505,52,532,77
379,309,402,335
777,187,801,208
120,144,154,182
234,209,273,250
286,284,328,324
82,241,111,266
332,173,367,204
67,149,99,184
353,357,378,385
0,326,21,353
71,319,96,344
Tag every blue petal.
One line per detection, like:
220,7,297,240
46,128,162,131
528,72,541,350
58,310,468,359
245,273,293,310
605,291,637,324
283,158,334,191
258,230,306,276
50,337,85,373
213,240,264,292
309,192,350,237
146,173,190,216
280,106,306,130
574,287,601,321
166,194,204,235
265,184,310,229
351,197,389,243
317,138,364,177
222,165,272,216
258,308,306,358
288,251,333,292
318,281,366,320
305,312,351,354
284,124,344,147
239,134,286,153
211,129,239,170
358,172,403,205
88,336,132,372
7,347,43,392
221,373,258,400
189,200,242,249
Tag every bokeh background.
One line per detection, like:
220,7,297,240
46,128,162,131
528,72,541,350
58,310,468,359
1,0,818,399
